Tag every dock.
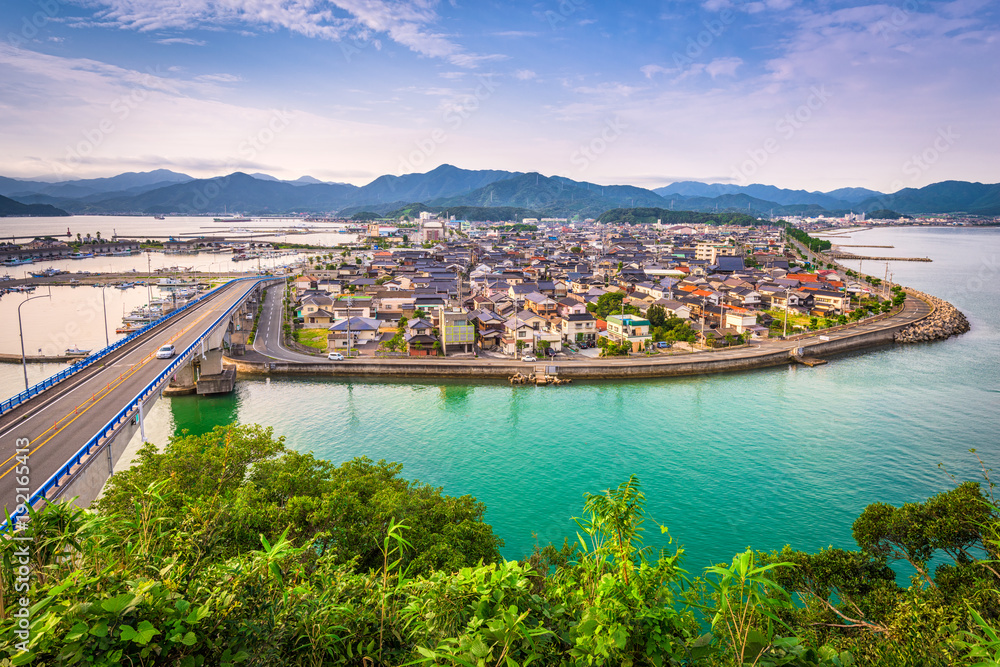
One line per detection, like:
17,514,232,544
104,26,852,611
828,251,931,262
0,353,78,364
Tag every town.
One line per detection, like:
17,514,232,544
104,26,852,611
286,212,909,362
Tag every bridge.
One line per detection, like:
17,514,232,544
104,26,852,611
0,277,278,530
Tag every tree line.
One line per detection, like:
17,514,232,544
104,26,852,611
1,425,997,665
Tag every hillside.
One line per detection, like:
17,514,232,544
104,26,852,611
431,172,667,217
598,208,761,226
76,173,359,215
0,194,69,217
857,181,1000,215
0,166,996,218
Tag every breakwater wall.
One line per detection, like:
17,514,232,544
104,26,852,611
894,289,970,343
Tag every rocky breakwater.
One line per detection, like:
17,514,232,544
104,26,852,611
894,290,971,343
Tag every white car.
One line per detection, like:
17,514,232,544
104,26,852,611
521,355,537,362
327,352,345,361
156,344,176,359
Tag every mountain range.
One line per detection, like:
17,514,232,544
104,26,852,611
1,165,998,219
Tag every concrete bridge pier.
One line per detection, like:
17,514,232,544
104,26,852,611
163,360,197,396
193,319,236,395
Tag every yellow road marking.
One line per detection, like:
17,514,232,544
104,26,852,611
0,308,216,482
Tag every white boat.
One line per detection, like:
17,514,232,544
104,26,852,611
64,346,92,357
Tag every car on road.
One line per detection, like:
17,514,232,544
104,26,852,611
156,344,175,359
327,352,345,361
521,355,537,362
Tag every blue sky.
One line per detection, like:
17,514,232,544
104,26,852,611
1,0,997,191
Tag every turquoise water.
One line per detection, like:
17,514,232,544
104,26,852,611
152,226,998,569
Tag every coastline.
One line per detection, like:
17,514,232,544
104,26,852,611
225,289,935,381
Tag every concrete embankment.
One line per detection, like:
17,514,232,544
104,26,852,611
0,353,77,364
226,348,798,380
894,289,970,343
225,319,916,381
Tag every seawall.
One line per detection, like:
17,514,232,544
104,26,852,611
225,322,907,382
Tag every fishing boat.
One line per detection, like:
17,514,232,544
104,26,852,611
214,214,252,223
116,323,144,334
69,252,94,260
29,267,63,278
2,258,33,267
64,345,92,357
153,214,166,220
122,306,164,323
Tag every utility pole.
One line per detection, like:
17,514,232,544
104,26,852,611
345,293,353,358
783,288,790,338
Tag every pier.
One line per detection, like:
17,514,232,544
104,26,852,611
828,251,931,262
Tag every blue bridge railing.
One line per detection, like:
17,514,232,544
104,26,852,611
0,277,265,417
1,277,278,532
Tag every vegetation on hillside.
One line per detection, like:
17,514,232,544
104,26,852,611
597,208,760,226
2,426,998,666
776,222,833,252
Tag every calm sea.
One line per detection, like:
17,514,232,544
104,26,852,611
5,225,999,570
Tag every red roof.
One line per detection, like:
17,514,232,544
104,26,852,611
787,273,822,283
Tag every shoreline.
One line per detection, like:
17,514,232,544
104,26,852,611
224,289,941,382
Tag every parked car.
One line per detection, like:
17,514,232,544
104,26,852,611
156,344,175,359
521,355,537,362
656,341,671,348
327,352,345,361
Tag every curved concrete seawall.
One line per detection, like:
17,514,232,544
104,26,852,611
222,286,962,383
225,323,906,381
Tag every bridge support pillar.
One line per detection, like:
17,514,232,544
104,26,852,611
196,349,236,395
163,359,196,396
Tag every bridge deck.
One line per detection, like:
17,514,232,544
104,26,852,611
0,279,262,518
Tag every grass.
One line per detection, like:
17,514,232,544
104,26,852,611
766,308,811,332
294,328,329,351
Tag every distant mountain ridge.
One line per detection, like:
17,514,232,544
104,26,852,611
0,166,995,218
0,194,69,217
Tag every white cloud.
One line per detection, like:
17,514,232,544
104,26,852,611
514,69,537,81
68,0,503,67
156,37,206,46
705,57,743,78
640,64,672,79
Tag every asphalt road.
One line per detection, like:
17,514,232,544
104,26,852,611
251,284,322,362
0,279,265,517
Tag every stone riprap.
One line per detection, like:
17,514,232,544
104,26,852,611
894,290,970,343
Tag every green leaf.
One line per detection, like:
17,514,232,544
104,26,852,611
66,621,89,642
90,619,109,638
12,652,36,666
180,631,197,646
101,593,136,613
470,637,489,658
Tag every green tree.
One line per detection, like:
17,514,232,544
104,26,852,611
647,304,667,328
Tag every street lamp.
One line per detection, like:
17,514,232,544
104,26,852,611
18,291,52,391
